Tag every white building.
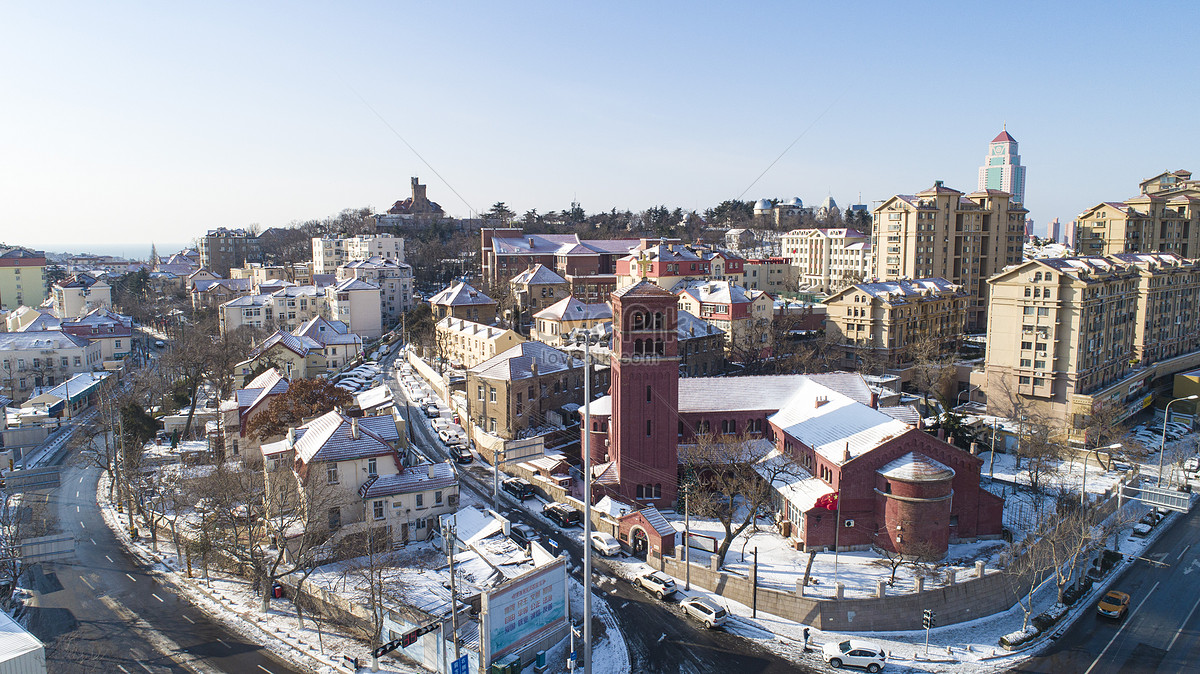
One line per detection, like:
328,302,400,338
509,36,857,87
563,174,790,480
337,257,414,327
218,285,323,335
312,234,405,275
0,331,102,402
325,278,383,339
51,273,112,319
781,228,874,292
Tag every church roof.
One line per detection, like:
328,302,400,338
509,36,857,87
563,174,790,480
612,280,676,299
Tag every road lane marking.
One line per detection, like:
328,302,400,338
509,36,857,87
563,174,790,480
183,614,195,623
126,573,137,582
138,662,152,673
217,638,231,649
79,476,84,483
1179,544,1192,561
257,666,275,674
152,593,164,602
80,577,94,590
117,666,131,674
1168,591,1200,651
76,506,80,513
1085,580,1160,674
76,491,80,498
106,555,114,563
80,521,85,529
90,538,96,545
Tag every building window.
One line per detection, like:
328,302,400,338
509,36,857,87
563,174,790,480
328,507,341,529
367,458,377,475
478,385,485,401
416,493,424,508
326,465,338,484
435,490,443,505
646,385,652,403
373,500,385,520
489,387,497,403
646,420,652,437
1037,307,1049,316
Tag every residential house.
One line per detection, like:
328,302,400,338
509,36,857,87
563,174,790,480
325,278,383,339
428,282,498,324
199,227,262,277
510,264,571,317
531,296,612,346
434,317,524,369
51,274,112,319
0,332,102,403
466,341,585,440
338,257,414,327
313,234,406,275
824,278,968,369
234,317,362,385
60,308,134,363
675,280,774,358
0,247,47,311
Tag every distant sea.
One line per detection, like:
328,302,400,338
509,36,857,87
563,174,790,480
25,242,191,260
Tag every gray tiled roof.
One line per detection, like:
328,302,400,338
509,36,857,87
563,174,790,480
360,463,457,498
429,282,496,307
511,264,567,286
294,411,399,464
470,341,581,381
0,331,91,350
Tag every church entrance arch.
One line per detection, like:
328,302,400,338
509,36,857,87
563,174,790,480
630,526,649,558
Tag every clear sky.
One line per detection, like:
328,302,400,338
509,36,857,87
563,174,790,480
3,1,1198,248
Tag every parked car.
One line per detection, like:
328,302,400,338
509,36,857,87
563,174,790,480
1131,522,1153,537
542,503,582,528
634,571,677,600
423,403,441,418
821,639,887,671
454,446,474,464
502,478,534,500
509,522,540,550
589,532,621,556
679,596,727,629
1097,590,1130,619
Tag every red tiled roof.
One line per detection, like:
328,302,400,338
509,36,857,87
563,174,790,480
992,130,1016,143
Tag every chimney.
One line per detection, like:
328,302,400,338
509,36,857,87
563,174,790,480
350,417,359,440
937,428,945,441
531,360,538,377
287,427,295,447
815,395,829,409
970,442,979,456
842,442,851,463
427,463,435,479
870,392,879,409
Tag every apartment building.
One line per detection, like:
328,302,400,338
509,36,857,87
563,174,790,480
338,257,414,327
313,234,405,275
234,317,363,385
434,317,524,369
986,254,1200,433
229,263,313,286
0,332,102,402
615,242,708,290
199,227,262,277
466,341,584,439
219,285,323,335
191,278,253,310
325,278,383,339
676,310,726,377
59,308,134,362
429,282,497,324
781,228,873,292
0,247,47,311
872,181,1026,332
1075,170,1200,256
824,278,968,368
740,257,796,293
675,280,773,358
52,274,112,319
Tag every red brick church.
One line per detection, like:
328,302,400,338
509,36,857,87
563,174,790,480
582,281,1004,555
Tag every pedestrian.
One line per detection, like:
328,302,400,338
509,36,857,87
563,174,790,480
802,627,810,652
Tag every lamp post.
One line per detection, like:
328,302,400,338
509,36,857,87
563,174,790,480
571,324,602,674
1081,443,1122,508
1158,395,1198,487
956,385,979,409
492,449,506,512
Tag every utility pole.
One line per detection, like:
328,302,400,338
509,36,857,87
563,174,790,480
751,547,758,618
443,517,460,661
684,484,691,591
572,324,599,674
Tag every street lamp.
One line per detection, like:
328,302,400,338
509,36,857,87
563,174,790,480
1158,395,1198,487
956,385,979,409
570,323,603,674
1081,443,1122,508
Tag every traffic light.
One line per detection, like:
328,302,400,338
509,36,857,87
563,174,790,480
922,609,936,629
401,630,418,648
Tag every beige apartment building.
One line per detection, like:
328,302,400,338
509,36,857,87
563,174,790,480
824,278,968,368
872,182,1026,332
984,253,1200,435
1074,170,1200,257
312,234,405,275
781,228,873,293
434,317,524,369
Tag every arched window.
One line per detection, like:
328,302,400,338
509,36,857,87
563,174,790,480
632,312,644,329
655,339,664,355
646,385,652,403
636,484,645,499
654,484,662,498
654,312,663,329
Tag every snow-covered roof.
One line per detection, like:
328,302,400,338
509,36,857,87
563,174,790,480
294,411,399,465
429,282,496,307
533,296,612,322
679,372,873,414
754,449,833,514
354,384,393,410
768,378,912,466
676,280,766,305
0,602,43,663
511,264,567,286
360,462,457,499
469,341,581,381
676,309,722,339
878,452,955,482
582,395,611,417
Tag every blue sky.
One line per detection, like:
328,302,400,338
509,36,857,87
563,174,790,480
2,1,1198,249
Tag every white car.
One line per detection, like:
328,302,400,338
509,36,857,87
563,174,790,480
634,571,677,599
589,532,621,556
822,639,887,672
679,596,727,629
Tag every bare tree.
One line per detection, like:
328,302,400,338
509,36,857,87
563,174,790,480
339,527,409,669
1016,417,1066,507
1002,535,1054,633
681,431,797,568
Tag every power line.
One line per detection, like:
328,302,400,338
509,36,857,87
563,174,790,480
736,89,848,201
342,80,476,215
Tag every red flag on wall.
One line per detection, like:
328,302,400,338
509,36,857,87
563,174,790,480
814,492,839,511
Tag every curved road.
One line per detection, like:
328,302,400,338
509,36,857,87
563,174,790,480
389,354,812,674
25,455,307,674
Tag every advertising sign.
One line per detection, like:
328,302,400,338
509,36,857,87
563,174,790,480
483,556,567,663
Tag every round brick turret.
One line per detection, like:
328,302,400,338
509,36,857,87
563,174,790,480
874,452,955,557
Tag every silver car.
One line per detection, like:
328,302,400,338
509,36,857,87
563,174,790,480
679,596,727,629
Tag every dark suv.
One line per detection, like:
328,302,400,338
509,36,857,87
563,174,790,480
509,522,541,550
542,503,582,528
502,477,534,500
